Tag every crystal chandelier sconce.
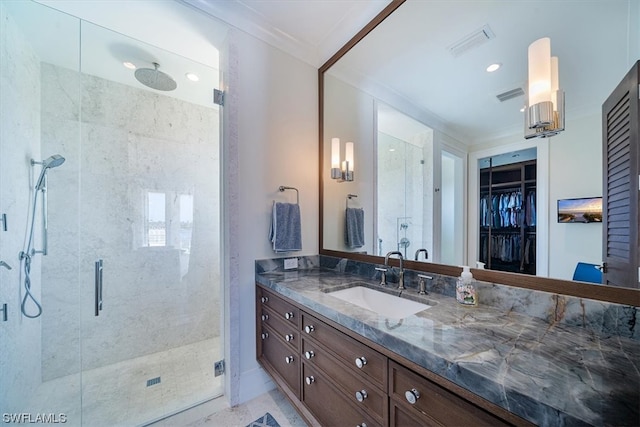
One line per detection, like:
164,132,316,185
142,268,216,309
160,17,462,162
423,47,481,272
524,37,565,139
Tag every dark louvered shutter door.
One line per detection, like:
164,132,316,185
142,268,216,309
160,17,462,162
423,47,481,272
602,60,639,287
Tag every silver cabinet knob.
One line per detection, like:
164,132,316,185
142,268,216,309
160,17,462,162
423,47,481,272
285,311,294,320
305,376,315,385
285,334,294,342
355,356,367,369
261,313,269,321
405,388,420,405
285,356,294,364
304,325,315,334
355,390,368,402
260,296,269,303
304,350,315,359
261,332,269,340
356,424,368,427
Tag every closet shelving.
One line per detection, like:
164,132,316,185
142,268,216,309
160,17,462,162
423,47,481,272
479,159,536,275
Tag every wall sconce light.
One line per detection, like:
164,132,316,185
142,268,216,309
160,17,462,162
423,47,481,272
524,37,565,139
330,138,354,182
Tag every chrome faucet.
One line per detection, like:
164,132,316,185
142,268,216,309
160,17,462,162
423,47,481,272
384,251,405,290
414,248,428,261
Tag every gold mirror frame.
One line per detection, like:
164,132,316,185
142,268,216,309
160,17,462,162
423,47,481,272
318,0,638,306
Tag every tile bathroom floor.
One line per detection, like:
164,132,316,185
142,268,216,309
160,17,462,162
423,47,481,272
151,388,307,427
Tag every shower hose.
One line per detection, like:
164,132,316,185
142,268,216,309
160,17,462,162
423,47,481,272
20,188,43,318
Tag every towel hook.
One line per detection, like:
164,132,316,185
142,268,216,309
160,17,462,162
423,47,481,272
347,193,357,208
279,186,299,204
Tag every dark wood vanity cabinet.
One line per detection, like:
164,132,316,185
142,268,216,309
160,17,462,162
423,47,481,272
256,284,532,427
389,361,510,427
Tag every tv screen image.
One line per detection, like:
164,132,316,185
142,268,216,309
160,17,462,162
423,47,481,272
557,197,603,223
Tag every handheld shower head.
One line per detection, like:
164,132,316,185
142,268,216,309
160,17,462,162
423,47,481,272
33,154,65,190
42,154,65,169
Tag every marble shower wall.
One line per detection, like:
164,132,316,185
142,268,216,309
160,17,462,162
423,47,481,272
41,64,221,379
0,2,46,410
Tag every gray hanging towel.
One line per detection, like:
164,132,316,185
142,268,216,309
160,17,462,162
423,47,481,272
269,201,302,252
345,207,365,248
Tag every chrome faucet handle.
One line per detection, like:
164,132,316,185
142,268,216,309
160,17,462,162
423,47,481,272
375,267,388,286
417,274,432,295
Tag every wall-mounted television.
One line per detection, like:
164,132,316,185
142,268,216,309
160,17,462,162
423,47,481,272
557,197,603,223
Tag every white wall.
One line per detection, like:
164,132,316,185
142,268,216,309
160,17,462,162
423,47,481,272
548,113,602,279
229,29,319,403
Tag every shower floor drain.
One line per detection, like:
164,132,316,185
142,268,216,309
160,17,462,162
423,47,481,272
146,377,161,387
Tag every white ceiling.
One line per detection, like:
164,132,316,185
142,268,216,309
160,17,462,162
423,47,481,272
180,0,394,67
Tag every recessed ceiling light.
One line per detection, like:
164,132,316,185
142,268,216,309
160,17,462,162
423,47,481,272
123,61,136,70
520,105,526,112
486,63,501,72
389,148,396,152
185,73,199,82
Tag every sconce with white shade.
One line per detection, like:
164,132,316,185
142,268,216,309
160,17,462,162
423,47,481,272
330,138,355,182
524,37,565,139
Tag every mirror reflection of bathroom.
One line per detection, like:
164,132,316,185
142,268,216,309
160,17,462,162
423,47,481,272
376,102,465,264
478,148,538,274
376,102,433,259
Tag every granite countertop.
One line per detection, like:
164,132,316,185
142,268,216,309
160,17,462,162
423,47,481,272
256,268,640,427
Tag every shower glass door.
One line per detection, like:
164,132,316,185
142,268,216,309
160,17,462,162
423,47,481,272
1,2,225,426
0,1,83,423
74,20,224,427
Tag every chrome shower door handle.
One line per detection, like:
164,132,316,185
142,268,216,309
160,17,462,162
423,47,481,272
94,259,103,316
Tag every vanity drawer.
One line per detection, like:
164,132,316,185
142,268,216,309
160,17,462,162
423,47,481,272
302,339,385,422
260,323,300,397
302,363,382,427
258,287,300,328
301,313,386,388
389,361,510,427
260,306,299,350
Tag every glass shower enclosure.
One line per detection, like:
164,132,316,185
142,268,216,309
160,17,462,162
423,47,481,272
0,2,225,425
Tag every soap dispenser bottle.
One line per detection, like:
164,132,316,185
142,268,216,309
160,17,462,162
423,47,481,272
456,266,477,306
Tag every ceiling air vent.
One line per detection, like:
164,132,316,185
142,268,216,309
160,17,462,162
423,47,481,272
448,25,495,57
496,87,525,102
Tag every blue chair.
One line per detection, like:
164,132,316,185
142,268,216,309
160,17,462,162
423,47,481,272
572,262,602,284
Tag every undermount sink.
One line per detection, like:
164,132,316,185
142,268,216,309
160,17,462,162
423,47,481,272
327,285,432,319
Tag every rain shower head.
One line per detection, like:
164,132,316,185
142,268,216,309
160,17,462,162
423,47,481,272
33,154,65,190
134,62,177,91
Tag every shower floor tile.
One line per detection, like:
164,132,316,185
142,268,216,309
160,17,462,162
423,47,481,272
23,338,221,427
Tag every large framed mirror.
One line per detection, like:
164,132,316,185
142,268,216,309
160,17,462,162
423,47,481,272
319,0,639,304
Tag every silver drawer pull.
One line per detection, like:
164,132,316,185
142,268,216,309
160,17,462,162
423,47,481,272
261,296,269,303
405,388,420,405
261,332,269,340
304,325,315,334
285,356,294,364
356,424,368,427
355,390,368,402
285,334,294,342
285,311,294,320
304,350,315,359
355,356,367,369
305,376,315,385
261,313,269,321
